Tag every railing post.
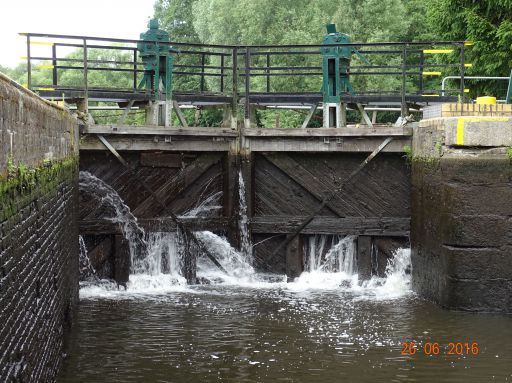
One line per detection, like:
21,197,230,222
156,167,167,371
460,43,465,101
266,53,270,93
200,53,206,92
231,47,238,131
220,54,225,93
244,47,251,129
83,38,89,116
52,44,57,87
419,50,424,94
133,49,138,92
26,35,31,90
401,44,407,117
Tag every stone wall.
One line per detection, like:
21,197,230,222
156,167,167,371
411,114,512,312
0,73,79,382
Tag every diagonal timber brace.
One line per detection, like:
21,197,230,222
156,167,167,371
357,103,374,128
268,136,394,262
96,134,227,281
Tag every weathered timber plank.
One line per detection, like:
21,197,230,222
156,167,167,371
286,152,411,217
132,153,222,217
254,155,334,216
80,136,233,151
262,153,346,218
245,137,411,152
80,217,229,234
80,135,410,153
242,127,412,137
286,235,303,281
166,165,222,215
84,125,238,137
140,153,182,168
250,216,410,236
357,236,373,280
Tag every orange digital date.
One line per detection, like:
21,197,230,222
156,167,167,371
401,341,479,356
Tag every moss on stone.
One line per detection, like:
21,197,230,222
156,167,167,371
410,154,441,170
506,147,512,160
402,145,413,164
0,156,78,222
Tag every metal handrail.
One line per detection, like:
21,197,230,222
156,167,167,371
22,32,467,107
441,75,509,96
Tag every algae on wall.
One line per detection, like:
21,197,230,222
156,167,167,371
0,157,78,222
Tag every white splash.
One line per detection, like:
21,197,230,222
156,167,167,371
79,171,148,273
180,191,222,218
78,235,98,281
238,171,252,261
79,172,412,301
289,235,358,291
359,248,412,299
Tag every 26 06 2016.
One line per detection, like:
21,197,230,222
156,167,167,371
401,342,479,356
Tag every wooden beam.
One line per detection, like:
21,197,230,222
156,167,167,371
118,100,134,124
242,126,412,137
286,234,303,281
84,125,238,137
80,217,229,235
357,103,374,128
262,153,346,218
251,216,410,236
243,136,411,152
140,153,182,168
357,236,373,280
300,104,318,129
79,136,233,152
172,100,189,128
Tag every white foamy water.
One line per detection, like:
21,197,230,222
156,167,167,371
79,171,148,273
79,172,412,300
238,171,252,260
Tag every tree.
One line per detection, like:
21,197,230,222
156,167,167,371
427,0,512,97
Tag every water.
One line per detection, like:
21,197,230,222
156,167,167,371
65,173,512,382
238,171,252,260
79,172,148,273
78,235,98,281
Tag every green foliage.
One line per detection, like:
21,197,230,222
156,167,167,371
403,145,413,163
427,0,512,98
506,146,512,160
153,0,429,127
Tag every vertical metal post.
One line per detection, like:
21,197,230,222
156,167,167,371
83,39,89,98
419,50,424,94
244,47,251,128
266,53,270,92
231,47,238,130
460,44,465,101
26,35,31,89
220,54,225,93
401,44,407,117
52,44,57,87
200,53,205,92
83,38,88,114
133,49,138,92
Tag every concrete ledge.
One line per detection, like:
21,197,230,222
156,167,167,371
419,116,512,147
